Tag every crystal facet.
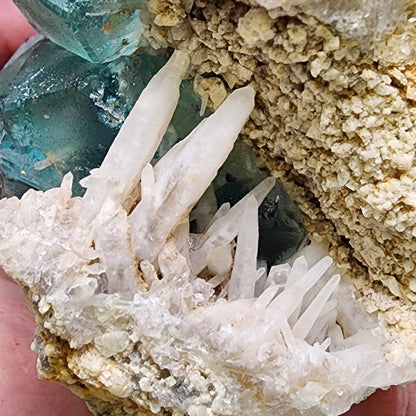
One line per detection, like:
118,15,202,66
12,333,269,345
4,1,416,415
0,35,306,268
0,36,206,196
213,140,307,266
12,0,146,62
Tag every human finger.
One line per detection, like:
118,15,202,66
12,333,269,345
0,0,35,69
343,383,416,416
0,269,92,416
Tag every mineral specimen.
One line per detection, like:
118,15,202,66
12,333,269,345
142,0,416,358
3,0,416,415
1,48,416,416
12,0,146,62
0,33,306,268
0,35,205,196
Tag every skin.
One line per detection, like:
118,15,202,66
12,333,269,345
0,0,415,414
0,0,35,68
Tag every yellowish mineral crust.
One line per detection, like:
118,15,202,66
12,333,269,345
143,0,416,349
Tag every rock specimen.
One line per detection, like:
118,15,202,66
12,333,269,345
1,49,415,416
141,0,416,357
0,35,306,267
3,0,416,415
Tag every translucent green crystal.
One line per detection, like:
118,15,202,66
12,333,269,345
214,141,268,207
0,36,206,196
214,141,307,267
257,183,307,266
13,0,146,63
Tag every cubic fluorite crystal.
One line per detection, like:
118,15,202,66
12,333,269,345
12,0,146,62
0,35,205,196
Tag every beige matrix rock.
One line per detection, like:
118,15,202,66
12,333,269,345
144,0,416,348
3,1,416,416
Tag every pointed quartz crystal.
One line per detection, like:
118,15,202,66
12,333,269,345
0,36,207,196
0,36,306,268
13,0,147,62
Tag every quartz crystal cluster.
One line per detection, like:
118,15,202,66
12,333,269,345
0,33,306,267
141,0,416,356
1,50,415,416
3,0,416,415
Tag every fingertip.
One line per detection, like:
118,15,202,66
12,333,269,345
343,384,416,416
0,0,36,69
0,269,92,416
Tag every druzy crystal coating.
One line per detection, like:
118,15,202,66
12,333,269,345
0,36,206,196
13,0,146,62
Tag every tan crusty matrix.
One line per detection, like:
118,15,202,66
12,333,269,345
144,0,416,347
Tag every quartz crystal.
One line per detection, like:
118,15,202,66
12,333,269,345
0,35,205,196
0,35,306,267
146,0,416,318
12,0,146,62
1,50,414,416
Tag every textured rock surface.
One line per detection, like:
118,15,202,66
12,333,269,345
1,50,415,416
140,0,416,355
3,1,416,415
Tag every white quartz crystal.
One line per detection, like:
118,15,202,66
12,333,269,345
0,50,415,416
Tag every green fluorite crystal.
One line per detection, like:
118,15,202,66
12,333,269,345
213,141,307,267
13,0,146,63
0,36,206,196
257,183,307,266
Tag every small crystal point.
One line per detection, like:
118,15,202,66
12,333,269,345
13,0,146,63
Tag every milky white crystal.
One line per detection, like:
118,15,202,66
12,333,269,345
0,50,415,416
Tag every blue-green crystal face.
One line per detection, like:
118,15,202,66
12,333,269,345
213,141,307,267
213,141,268,207
13,0,146,63
257,183,307,266
0,37,207,197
